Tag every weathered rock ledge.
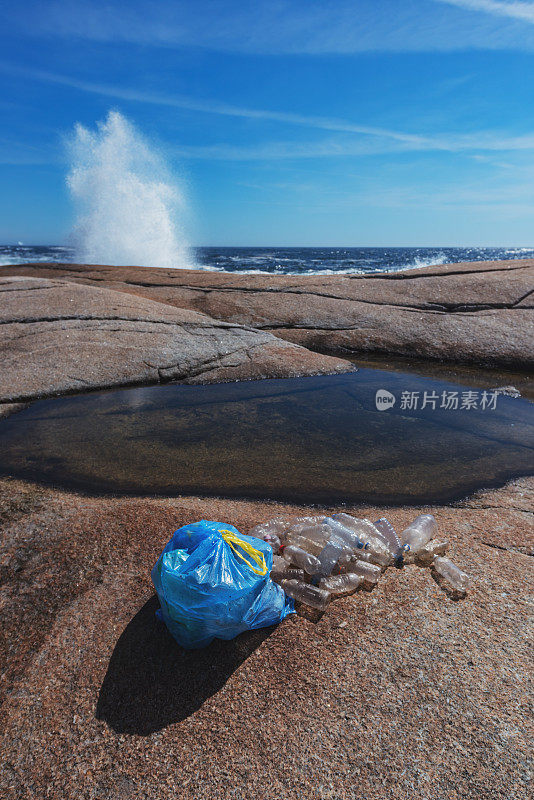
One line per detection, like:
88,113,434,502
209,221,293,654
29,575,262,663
0,476,532,800
2,259,532,369
0,276,351,404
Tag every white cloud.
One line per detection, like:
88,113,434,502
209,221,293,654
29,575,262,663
437,0,534,23
3,0,534,53
172,139,416,160
0,63,429,146
3,63,534,161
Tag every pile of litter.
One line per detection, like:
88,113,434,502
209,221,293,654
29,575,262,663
249,513,470,611
151,515,470,649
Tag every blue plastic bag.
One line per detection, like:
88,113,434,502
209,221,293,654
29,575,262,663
151,520,294,649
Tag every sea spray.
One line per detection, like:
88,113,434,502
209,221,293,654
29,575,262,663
66,111,192,268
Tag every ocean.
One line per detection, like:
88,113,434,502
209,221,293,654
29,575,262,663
0,244,533,275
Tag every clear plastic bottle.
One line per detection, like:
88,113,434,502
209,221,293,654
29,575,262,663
433,556,470,592
249,518,293,553
401,515,437,555
319,573,363,597
335,556,381,584
283,544,321,575
373,518,403,560
327,515,367,549
315,532,352,578
337,545,389,569
283,516,327,543
271,567,305,585
285,532,325,557
415,539,449,566
271,554,287,572
249,518,290,538
280,578,331,610
328,516,394,565
288,522,331,550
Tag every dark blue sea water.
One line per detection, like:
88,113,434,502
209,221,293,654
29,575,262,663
1,244,533,275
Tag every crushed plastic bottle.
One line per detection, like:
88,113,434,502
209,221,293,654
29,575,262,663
287,519,328,537
326,516,366,550
335,556,381,584
342,546,388,569
328,515,394,566
280,578,331,610
373,517,404,564
283,544,322,575
281,516,326,544
314,531,353,579
401,515,437,557
433,556,470,592
319,573,363,597
415,539,449,565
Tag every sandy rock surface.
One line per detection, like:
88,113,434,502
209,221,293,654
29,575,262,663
0,476,532,800
0,276,351,403
2,259,533,368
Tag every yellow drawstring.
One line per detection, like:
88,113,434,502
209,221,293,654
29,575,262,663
219,529,268,576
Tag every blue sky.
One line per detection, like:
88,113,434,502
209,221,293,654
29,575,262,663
1,0,534,245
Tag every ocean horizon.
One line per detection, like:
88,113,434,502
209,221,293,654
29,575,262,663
1,244,533,275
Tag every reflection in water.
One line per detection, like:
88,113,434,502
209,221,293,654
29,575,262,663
0,368,532,505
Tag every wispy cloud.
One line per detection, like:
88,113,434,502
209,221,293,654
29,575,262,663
0,62,428,146
437,0,534,23
3,0,534,53
174,133,534,160
3,62,534,161
173,139,417,160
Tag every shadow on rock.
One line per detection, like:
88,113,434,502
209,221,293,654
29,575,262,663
96,595,275,735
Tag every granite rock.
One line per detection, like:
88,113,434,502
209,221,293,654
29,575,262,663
2,259,532,368
0,476,532,800
0,276,352,403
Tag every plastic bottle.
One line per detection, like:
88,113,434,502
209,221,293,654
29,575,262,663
285,532,325,557
271,567,305,585
373,518,403,560
314,532,352,579
249,518,293,553
328,516,394,565
249,518,290,538
327,515,367,549
433,557,470,592
288,522,331,550
283,544,321,575
283,517,327,544
280,578,331,610
335,556,381,584
415,539,449,566
319,573,363,597
401,515,437,555
333,545,389,569
271,554,287,572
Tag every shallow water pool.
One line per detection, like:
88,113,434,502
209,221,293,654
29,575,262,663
0,367,532,505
